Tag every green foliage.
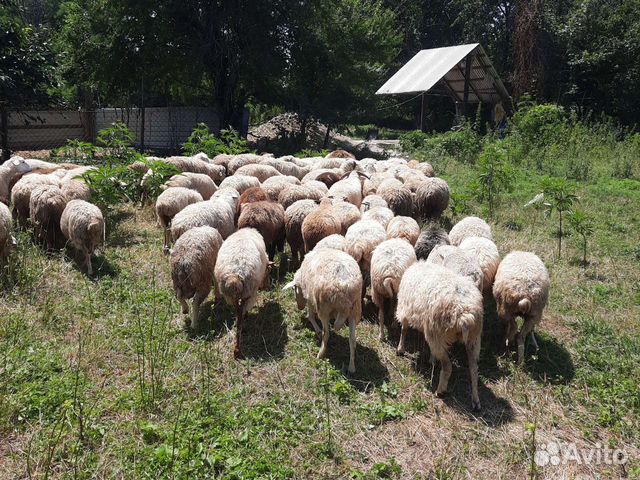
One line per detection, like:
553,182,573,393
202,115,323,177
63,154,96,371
511,103,567,149
182,124,251,157
568,210,595,265
295,149,330,158
399,130,429,152
97,122,139,165
471,142,514,217
542,177,578,258
51,139,98,164
400,126,481,164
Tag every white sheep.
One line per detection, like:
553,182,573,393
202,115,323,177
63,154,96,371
155,187,204,250
386,216,420,245
163,156,225,182
165,172,217,200
60,200,105,275
29,184,67,250
214,228,270,358
459,236,501,294
327,170,367,207
61,179,92,202
262,175,300,201
361,207,394,229
360,194,388,213
396,262,483,411
234,164,282,183
283,247,363,372
493,251,550,364
449,216,493,246
170,194,236,242
171,225,223,329
344,219,387,291
10,173,61,226
219,174,261,194
370,239,417,340
0,201,16,265
314,233,346,251
330,200,361,234
0,156,32,204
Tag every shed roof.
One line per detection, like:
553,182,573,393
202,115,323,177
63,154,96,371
376,44,510,104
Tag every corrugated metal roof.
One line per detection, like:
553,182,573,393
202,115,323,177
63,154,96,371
376,44,510,104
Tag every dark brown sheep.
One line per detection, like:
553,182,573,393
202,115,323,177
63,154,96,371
301,198,342,252
238,200,286,260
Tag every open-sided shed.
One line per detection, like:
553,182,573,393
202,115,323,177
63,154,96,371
376,44,511,129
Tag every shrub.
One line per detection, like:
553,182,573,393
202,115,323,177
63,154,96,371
51,139,97,165
97,122,140,165
511,103,567,149
398,130,429,152
400,125,480,164
183,124,251,157
541,177,578,258
295,149,329,158
470,142,514,218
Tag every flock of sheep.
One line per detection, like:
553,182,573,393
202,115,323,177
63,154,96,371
0,149,550,412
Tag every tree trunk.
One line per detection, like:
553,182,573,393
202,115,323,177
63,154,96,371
323,125,331,149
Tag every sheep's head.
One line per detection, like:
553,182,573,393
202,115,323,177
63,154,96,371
282,273,305,310
5,156,31,175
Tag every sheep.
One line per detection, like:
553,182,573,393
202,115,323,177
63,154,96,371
165,172,217,200
171,195,236,241
214,228,270,358
386,216,420,245
330,200,361,235
170,226,223,330
344,219,387,291
0,156,32,204
314,233,345,251
278,184,324,210
303,180,329,195
219,174,261,194
493,251,550,364
370,239,417,340
260,157,310,179
377,179,413,217
396,262,484,411
283,247,362,372
238,186,270,212
326,149,355,159
155,187,204,251
426,244,459,264
327,169,367,207
449,216,493,246
262,175,300,201
459,236,501,294
360,194,388,213
211,187,241,213
440,249,484,291
414,224,451,260
61,179,91,202
29,184,67,250
301,168,340,184
0,202,16,265
238,200,286,260
362,171,393,196
407,159,435,177
361,207,394,229
301,197,342,252
163,156,225,182
59,200,105,275
234,164,282,183
227,153,265,175
414,177,450,220
11,174,62,226
284,199,318,267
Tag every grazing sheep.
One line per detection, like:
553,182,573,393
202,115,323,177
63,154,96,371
10,173,61,226
449,216,493,246
344,219,387,290
0,202,16,265
362,171,392,196
234,164,282,183
459,236,501,294
493,251,550,364
260,158,310,179
396,262,483,411
362,207,394,229
61,179,91,202
238,186,270,212
171,195,235,241
155,187,204,251
414,224,451,260
284,199,318,268
238,200,286,260
302,180,329,195
219,174,261,195
360,194,388,213
370,239,417,340
438,249,484,291
314,233,345,251
326,149,355,159
227,153,265,175
212,187,241,213
60,200,105,275
330,200,361,234
377,179,413,217
278,184,324,210
414,177,450,220
165,172,217,200
407,159,435,177
29,184,67,250
302,198,342,252
386,216,420,245
426,244,459,264
0,157,32,204
283,248,362,372
327,170,368,208
163,156,225,182
170,226,223,330
214,228,270,358
262,175,300,201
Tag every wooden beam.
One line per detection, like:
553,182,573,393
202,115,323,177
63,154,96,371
463,55,472,117
455,56,483,106
420,93,427,132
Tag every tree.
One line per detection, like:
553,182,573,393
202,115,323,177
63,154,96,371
472,141,514,218
541,177,578,258
568,210,594,266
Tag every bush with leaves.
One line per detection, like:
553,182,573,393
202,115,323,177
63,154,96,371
471,142,514,218
183,124,251,157
51,139,98,165
295,149,329,158
97,122,140,165
568,210,595,266
541,177,578,258
400,125,480,164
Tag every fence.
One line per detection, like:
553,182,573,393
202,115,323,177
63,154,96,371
0,106,220,160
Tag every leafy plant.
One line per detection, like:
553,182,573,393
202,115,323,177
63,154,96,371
542,177,578,258
52,139,97,164
448,191,472,221
568,210,595,265
97,122,139,165
82,166,133,208
471,142,514,218
295,148,329,158
183,123,251,157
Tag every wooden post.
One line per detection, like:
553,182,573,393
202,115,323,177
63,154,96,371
140,106,145,153
463,54,472,118
0,102,9,161
420,93,427,132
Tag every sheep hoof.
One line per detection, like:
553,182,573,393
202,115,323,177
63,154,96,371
396,348,405,356
435,389,447,398
471,400,482,413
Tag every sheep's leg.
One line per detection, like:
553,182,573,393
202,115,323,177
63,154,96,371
504,316,517,348
530,331,539,351
377,299,385,341
466,338,482,412
431,342,452,398
308,308,321,334
179,297,189,315
317,316,330,359
348,317,357,373
517,315,538,365
396,319,408,355
213,282,221,303
333,313,347,330
234,302,245,359
190,291,207,330
163,227,170,254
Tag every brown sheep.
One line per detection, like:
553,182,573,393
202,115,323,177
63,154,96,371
301,198,342,252
238,200,286,260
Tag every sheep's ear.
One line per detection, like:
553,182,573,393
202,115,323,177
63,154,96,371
282,280,296,291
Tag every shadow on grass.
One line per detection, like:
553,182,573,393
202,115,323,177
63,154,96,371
64,250,120,279
525,332,575,385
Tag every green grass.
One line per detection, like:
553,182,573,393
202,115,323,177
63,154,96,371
0,156,639,478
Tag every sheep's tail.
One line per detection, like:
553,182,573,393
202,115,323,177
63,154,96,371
350,242,365,263
459,313,477,344
223,274,244,299
382,277,395,298
518,298,531,314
